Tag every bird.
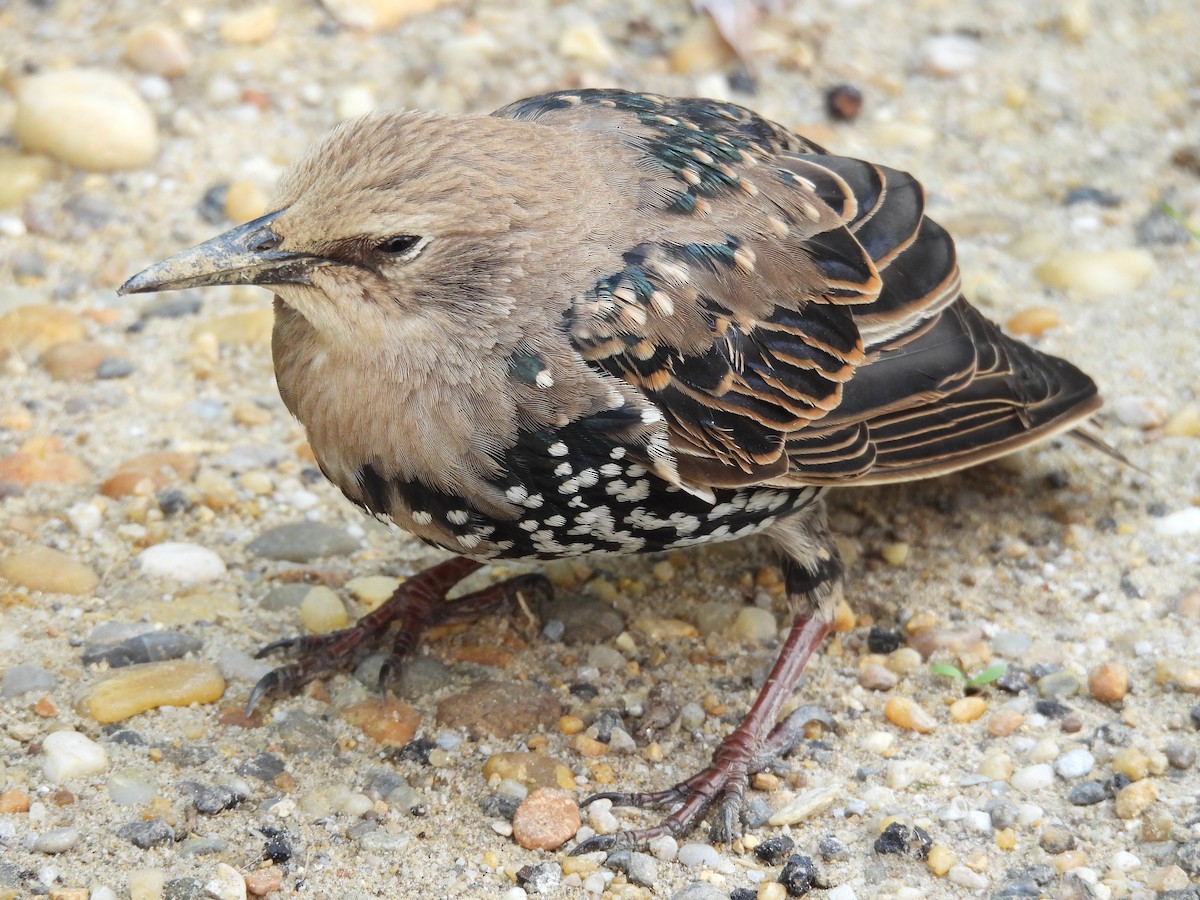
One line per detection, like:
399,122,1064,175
120,88,1106,852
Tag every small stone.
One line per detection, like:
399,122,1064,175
120,820,175,850
137,542,226,584
82,631,203,668
77,659,225,724
1038,823,1076,854
299,586,348,634
0,154,52,208
482,752,575,791
345,575,403,611
1110,747,1149,781
1113,779,1156,818
978,751,1013,781
341,698,420,747
204,862,247,900
677,843,724,869
825,84,863,122
1034,249,1155,297
42,731,109,781
247,522,361,562
920,34,980,76
557,21,616,68
1055,748,1095,779
0,306,87,361
219,4,280,44
224,180,270,223
1164,406,1200,438
1010,763,1054,792
1005,306,1062,337
1112,395,1169,429
32,826,80,853
102,450,197,499
768,783,841,825
1067,781,1105,805
859,663,898,691
436,681,561,738
320,0,454,31
106,768,159,806
128,868,169,898
886,759,931,790
40,341,118,380
14,69,157,171
987,709,1024,736
244,867,283,897
986,798,1018,830
949,696,987,722
0,789,31,812
729,607,777,643
778,855,818,895
947,864,989,890
884,696,936,732
1176,841,1200,876
927,844,955,876
1146,864,1190,892
1088,661,1129,702
511,788,579,851
880,542,909,566
753,834,796,865
1156,508,1200,537
886,647,922,674
125,24,192,77
196,309,274,345
0,545,98,595
97,357,135,379
669,13,739,75
1036,671,1080,700
1163,738,1196,770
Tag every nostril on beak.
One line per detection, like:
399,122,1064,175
250,232,283,253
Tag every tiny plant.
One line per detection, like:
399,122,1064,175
931,662,1008,692
1160,200,1200,240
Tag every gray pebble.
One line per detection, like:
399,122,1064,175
1067,781,1106,806
211,444,286,470
188,783,247,815
0,663,57,698
1164,739,1196,770
236,752,286,783
1038,823,1076,854
1136,206,1193,245
818,835,849,861
517,861,562,894
176,836,228,856
106,768,158,805
163,877,204,900
260,583,314,610
993,631,1032,658
986,798,1019,830
1036,671,1080,700
668,884,727,900
677,843,723,869
542,618,566,641
1055,748,1096,779
31,827,79,854
537,595,624,644
96,357,135,379
605,850,658,887
140,293,202,320
81,631,202,668
187,398,224,421
358,831,411,852
117,818,175,849
1192,702,1200,730
1177,841,1200,876
247,522,362,562
679,702,706,730
743,796,772,829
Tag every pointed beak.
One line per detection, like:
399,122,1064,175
118,209,330,295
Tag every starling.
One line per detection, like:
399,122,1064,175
120,89,1105,850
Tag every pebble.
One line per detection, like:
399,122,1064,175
1154,507,1200,536
137,542,226,583
482,752,575,791
1055,748,1095,779
859,662,899,691
1177,841,1200,876
1111,395,1169,429
345,574,402,611
0,154,52,207
1110,747,1150,781
42,731,109,782
82,631,203,668
884,696,936,733
102,450,197,499
586,798,619,834
219,4,279,44
987,709,1024,736
1010,763,1054,792
14,69,157,171
1163,405,1200,437
107,768,159,806
949,696,987,722
1006,306,1062,337
0,438,91,486
224,180,270,223
124,24,192,77
299,585,348,633
978,751,1014,781
341,698,420,747
768,782,841,825
1113,779,1156,818
1039,823,1076,853
1036,671,1080,700
539,595,624,644
1066,780,1105,806
1163,738,1196,770
0,545,98,595
1,306,86,361
246,523,361,562
511,787,579,851
677,843,725,869
77,659,225,723
204,862,247,900
729,606,777,643
1,663,56,698
1034,249,1156,297
128,868,168,897
947,863,989,890
436,680,561,738
920,34,980,76
605,849,658,887
1087,661,1130,702
40,341,118,381
320,0,454,31
886,759,931,789
963,810,992,833
31,827,80,854
558,22,616,68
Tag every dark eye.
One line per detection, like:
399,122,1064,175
376,235,423,256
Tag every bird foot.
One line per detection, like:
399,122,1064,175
571,703,835,854
245,557,551,715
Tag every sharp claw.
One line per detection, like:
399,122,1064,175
579,791,631,809
788,703,836,733
253,636,302,660
570,833,621,855
245,669,283,716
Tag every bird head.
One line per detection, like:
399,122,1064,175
119,110,572,349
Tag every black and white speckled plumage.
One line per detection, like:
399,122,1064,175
120,88,1105,848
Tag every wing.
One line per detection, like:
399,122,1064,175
498,90,1100,489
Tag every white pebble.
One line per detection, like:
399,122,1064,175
948,864,990,889
1028,737,1061,764
337,85,377,120
1155,508,1200,536
677,842,724,869
1108,850,1140,873
90,887,119,900
963,810,993,833
500,889,528,900
1055,748,1096,779
827,887,858,900
137,542,226,583
937,796,969,821
67,501,103,536
1017,803,1045,827
42,731,109,782
1112,395,1168,429
886,759,932,789
768,782,842,825
1010,763,1055,792
14,69,157,171
581,873,607,894
861,731,895,755
587,798,618,834
921,34,980,76
0,215,27,237
204,862,247,900
648,833,678,861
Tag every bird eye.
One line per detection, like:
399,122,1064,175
376,235,425,257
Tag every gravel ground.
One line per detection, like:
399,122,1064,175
2,1,1199,898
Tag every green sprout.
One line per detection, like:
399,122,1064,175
931,662,1008,692
1160,201,1200,240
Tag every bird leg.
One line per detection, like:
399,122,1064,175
246,556,552,714
573,504,843,853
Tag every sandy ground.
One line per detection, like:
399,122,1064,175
1,1,1199,898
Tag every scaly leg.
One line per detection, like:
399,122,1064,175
573,501,843,853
